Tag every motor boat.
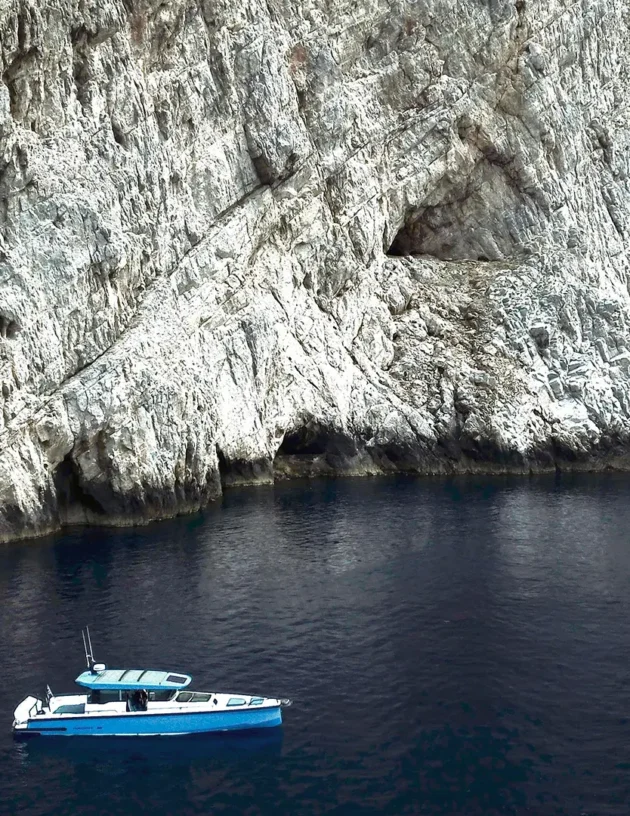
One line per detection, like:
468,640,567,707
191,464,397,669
12,629,291,737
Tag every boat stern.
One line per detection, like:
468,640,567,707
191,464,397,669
12,696,43,734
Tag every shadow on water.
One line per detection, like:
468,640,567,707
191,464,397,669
13,728,284,767
4,730,285,816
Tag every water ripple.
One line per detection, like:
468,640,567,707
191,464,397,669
2,474,630,815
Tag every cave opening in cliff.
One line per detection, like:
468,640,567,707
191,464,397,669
216,446,230,484
215,445,272,488
273,422,360,479
54,454,106,517
277,423,358,459
278,424,331,456
387,205,502,261
0,315,21,339
386,156,531,262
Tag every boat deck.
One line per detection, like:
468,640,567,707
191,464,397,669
45,691,274,718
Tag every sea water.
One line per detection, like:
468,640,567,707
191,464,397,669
1,474,630,815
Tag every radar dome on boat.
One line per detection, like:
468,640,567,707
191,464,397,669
92,663,106,672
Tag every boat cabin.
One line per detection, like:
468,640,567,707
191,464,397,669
75,666,192,711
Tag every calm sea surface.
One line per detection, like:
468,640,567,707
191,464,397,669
1,475,630,815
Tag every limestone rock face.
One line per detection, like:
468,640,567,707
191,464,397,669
1,0,629,541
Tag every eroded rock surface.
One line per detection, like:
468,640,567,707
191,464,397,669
1,0,629,541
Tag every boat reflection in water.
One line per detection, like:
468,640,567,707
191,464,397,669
14,728,284,768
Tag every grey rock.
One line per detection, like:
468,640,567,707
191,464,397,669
1,0,630,542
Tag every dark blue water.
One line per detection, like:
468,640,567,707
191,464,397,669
2,475,630,815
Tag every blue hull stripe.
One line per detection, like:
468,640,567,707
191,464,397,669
24,707,282,736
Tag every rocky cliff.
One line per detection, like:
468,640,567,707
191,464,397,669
0,0,629,542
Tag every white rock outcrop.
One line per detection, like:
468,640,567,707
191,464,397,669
0,0,629,541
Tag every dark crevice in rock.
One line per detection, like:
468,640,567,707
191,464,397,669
387,202,506,262
456,435,530,467
2,46,39,122
250,150,300,187
0,315,21,338
278,423,357,458
216,445,229,484
71,41,92,111
279,425,329,455
529,324,550,350
111,121,127,148
251,154,276,186
367,441,424,472
54,454,106,518
216,445,272,488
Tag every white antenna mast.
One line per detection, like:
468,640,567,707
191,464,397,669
82,626,95,668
